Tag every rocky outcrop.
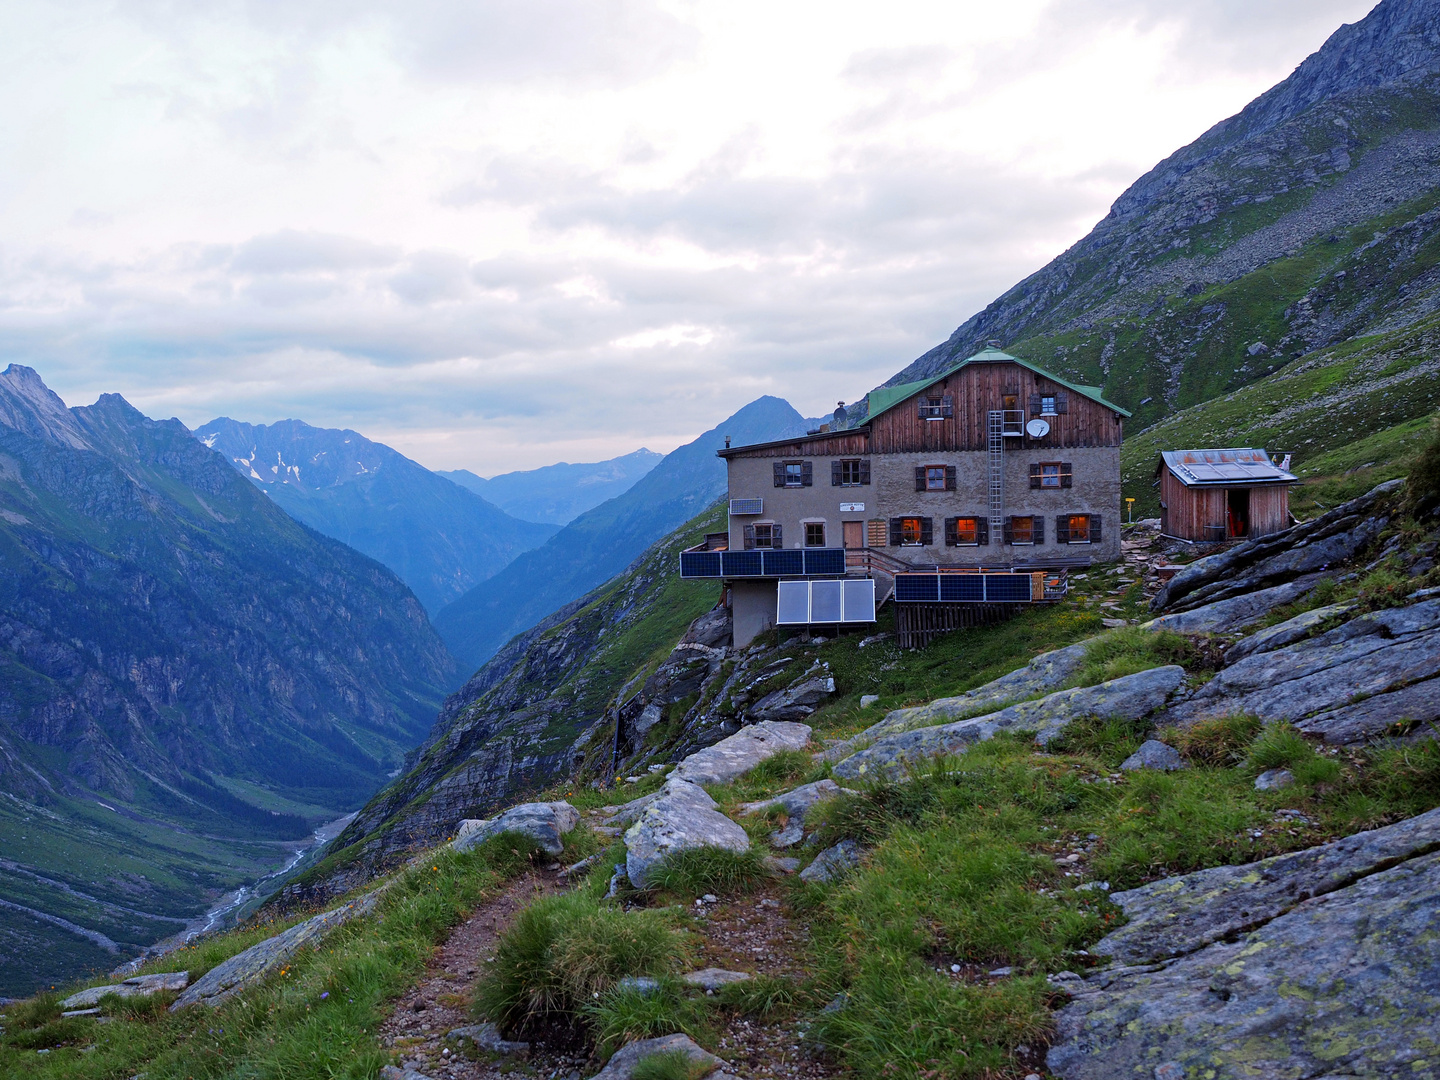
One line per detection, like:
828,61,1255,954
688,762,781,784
673,721,812,786
1047,808,1440,1078
832,666,1187,781
1222,600,1359,663
800,840,863,884
452,801,580,856
740,779,849,849
822,641,1092,761
1166,599,1440,742
61,971,189,1009
588,1034,731,1080
748,675,835,724
623,779,751,888
1142,575,1323,634
446,1022,530,1058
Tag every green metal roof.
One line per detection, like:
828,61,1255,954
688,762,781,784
865,346,1132,421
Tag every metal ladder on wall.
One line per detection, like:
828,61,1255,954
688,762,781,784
987,410,1005,539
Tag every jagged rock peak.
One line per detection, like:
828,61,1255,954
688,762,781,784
0,363,90,449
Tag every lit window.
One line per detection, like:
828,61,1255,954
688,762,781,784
925,466,947,491
1011,516,1035,544
1040,463,1062,488
805,522,826,547
784,463,804,487
953,517,978,545
1068,514,1091,542
900,517,924,545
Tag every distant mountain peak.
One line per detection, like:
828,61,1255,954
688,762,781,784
0,365,90,450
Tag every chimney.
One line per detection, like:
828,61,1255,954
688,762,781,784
724,435,730,448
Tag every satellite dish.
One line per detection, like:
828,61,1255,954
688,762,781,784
1025,418,1051,438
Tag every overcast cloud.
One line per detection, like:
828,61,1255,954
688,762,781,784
0,0,1375,472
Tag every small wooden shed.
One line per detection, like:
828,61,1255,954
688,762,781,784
1156,448,1297,542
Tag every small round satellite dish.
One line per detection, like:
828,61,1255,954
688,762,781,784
1025,418,1051,438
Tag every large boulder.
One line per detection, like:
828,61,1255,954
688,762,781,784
588,1034,730,1080
749,675,834,723
624,779,751,888
831,666,1186,781
822,641,1092,761
1142,575,1323,634
62,971,189,1009
1165,599,1440,741
673,720,812,785
452,801,580,856
1047,810,1440,1079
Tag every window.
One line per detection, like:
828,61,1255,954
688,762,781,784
889,516,932,546
914,464,957,491
1041,395,1057,415
917,395,953,420
1030,462,1072,489
774,461,813,487
1029,391,1069,416
833,458,870,486
805,522,826,547
746,522,780,549
945,516,988,546
1057,514,1099,545
1004,516,1044,545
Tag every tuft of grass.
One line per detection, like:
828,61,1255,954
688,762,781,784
631,1049,715,1080
0,994,61,1031
1325,737,1440,830
584,979,713,1061
1168,715,1263,767
1244,723,1341,788
465,830,551,877
1047,712,1152,770
1403,414,1440,519
473,892,689,1034
1070,627,1209,689
715,974,819,1020
643,847,772,897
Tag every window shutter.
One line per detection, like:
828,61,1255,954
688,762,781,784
1034,517,1045,545
801,461,813,487
917,400,926,419
772,523,784,548
832,460,841,486
1055,391,1069,414
773,461,785,487
744,524,756,550
920,517,934,546
889,518,903,546
1056,516,1070,544
977,517,989,545
1003,518,1013,544
914,466,926,491
941,394,953,418
859,458,871,485
1029,463,1041,489
944,517,958,546
945,465,957,491
1029,393,1042,416
1061,463,1073,489
1090,515,1102,543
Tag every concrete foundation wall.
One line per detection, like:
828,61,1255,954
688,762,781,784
732,579,778,648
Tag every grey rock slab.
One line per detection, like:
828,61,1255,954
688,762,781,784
1047,849,1440,1080
1119,739,1185,772
1142,575,1323,634
682,968,752,991
859,695,880,708
588,1033,726,1080
62,971,189,1009
823,641,1092,761
380,1067,433,1080
1296,676,1440,743
673,720,812,785
832,666,1186,781
1224,601,1360,663
596,790,662,829
452,800,580,856
799,839,863,883
171,890,382,1009
739,779,852,848
750,675,834,723
446,1022,530,1057
1092,805,1440,967
624,778,751,888
1254,768,1295,791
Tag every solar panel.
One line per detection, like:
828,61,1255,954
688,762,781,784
680,550,721,578
940,574,985,602
842,579,876,622
776,581,810,624
984,574,1033,602
810,580,843,622
763,549,805,576
721,550,763,577
730,498,763,516
894,574,939,602
804,548,847,575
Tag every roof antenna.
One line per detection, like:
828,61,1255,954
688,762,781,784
724,435,730,448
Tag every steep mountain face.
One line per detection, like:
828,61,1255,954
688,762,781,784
875,0,1440,449
431,396,808,672
439,448,662,526
0,367,454,994
196,418,556,615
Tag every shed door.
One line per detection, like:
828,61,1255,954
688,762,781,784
1227,489,1250,538
843,521,864,549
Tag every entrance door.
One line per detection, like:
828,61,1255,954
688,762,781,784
843,521,864,549
1227,489,1250,538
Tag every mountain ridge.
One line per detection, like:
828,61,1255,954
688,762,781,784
439,448,662,526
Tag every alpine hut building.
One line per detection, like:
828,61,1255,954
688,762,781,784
1156,448,1298,542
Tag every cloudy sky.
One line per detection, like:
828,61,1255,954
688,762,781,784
1,0,1374,473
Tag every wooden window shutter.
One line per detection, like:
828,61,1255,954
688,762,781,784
773,461,785,487
917,400,925,419
889,518,903,546
1061,462,1073,489
1029,463,1041,489
976,517,989,545
920,517,934,546
868,519,887,547
744,524,756,549
801,461,813,486
1055,391,1069,414
914,466,926,491
1090,515,1102,543
859,458,871,485
772,523,783,548
1029,393,1043,416
944,517,958,546
831,460,842,486
945,465,957,491
1002,518,1013,544
941,394,953,418
1056,516,1070,544
1034,517,1045,545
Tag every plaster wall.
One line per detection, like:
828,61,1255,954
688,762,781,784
731,579,779,648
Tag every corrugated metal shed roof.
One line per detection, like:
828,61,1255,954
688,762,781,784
1159,448,1298,487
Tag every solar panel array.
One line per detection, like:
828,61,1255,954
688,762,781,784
776,578,877,625
893,572,1035,604
679,547,848,578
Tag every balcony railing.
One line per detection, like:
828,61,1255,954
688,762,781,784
1000,409,1026,436
679,546,848,579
